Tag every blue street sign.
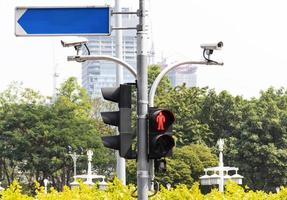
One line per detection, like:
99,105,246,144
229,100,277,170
15,7,111,36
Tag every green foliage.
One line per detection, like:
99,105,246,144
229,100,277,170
225,87,287,191
0,79,115,191
148,64,172,105
2,73,287,193
154,83,287,191
156,144,217,187
1,179,287,200
126,144,217,187
198,89,245,145
157,85,212,146
0,180,33,200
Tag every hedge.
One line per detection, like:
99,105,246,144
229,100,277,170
1,178,287,200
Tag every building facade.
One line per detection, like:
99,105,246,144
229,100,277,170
160,59,198,88
82,8,145,98
168,66,197,87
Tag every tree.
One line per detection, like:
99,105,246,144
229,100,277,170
148,64,172,105
0,82,48,187
49,77,115,188
126,144,217,187
152,81,287,191
198,89,245,146
0,78,115,191
158,85,212,146
225,88,287,191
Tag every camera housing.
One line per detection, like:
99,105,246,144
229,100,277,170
61,37,88,48
200,41,223,50
60,37,90,55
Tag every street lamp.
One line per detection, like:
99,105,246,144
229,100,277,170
231,171,244,184
98,178,108,190
199,139,244,192
209,173,221,185
200,170,211,186
64,39,225,195
67,145,83,187
64,44,138,187
148,42,224,191
43,179,49,194
84,149,94,186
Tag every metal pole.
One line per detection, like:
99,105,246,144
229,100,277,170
44,179,49,194
69,153,79,179
67,55,137,77
52,63,58,103
69,152,80,186
52,39,58,103
149,60,223,107
137,0,149,199
115,0,126,185
73,154,77,178
115,0,123,94
218,139,224,192
84,150,94,186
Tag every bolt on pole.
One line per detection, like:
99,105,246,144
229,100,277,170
137,0,149,199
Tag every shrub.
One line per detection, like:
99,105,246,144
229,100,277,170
0,179,286,200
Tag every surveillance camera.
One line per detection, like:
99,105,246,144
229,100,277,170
61,37,90,56
61,37,88,48
61,40,88,48
200,41,223,50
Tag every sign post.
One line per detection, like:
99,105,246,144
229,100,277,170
15,3,150,199
15,7,111,36
136,0,149,199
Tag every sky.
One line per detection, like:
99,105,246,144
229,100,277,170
1,0,287,98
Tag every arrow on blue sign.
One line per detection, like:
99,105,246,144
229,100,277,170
15,7,111,36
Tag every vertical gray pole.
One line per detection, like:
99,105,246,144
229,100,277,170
137,0,149,199
148,159,154,190
115,0,123,85
73,156,77,178
115,0,126,185
52,63,58,103
218,139,224,192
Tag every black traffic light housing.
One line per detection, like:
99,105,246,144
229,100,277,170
148,107,175,159
101,84,136,159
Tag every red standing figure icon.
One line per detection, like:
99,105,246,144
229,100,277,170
156,112,166,131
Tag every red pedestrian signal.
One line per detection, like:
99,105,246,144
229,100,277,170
156,112,166,131
148,107,175,159
149,109,175,133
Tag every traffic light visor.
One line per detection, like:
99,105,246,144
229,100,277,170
101,135,120,150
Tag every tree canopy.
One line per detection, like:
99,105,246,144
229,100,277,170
1,66,287,192
148,65,287,191
0,78,114,191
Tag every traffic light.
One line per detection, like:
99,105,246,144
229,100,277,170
148,107,175,159
100,84,135,159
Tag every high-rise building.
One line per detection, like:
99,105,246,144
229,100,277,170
168,66,197,87
82,8,154,98
160,58,198,87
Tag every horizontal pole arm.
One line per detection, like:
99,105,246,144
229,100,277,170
149,60,223,107
111,11,138,15
67,55,137,78
112,27,137,30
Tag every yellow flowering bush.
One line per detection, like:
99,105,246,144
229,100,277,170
0,179,286,200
